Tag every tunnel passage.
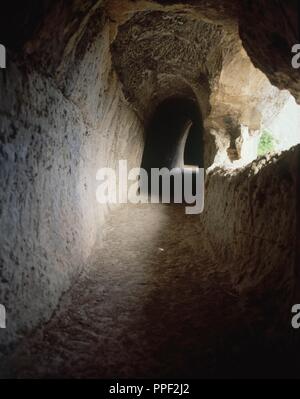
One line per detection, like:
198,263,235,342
141,97,204,171
0,0,299,379
140,97,204,202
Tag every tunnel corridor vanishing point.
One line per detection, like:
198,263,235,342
0,0,300,379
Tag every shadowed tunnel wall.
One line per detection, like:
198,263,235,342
0,2,145,354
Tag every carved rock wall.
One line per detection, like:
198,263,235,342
0,3,144,352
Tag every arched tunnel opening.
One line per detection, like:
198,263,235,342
140,97,204,202
141,97,204,170
0,0,299,381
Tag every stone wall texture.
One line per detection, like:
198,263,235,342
0,3,144,353
202,145,299,329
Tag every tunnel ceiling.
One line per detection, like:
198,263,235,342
1,0,297,102
110,8,291,129
1,0,297,155
111,10,239,120
107,0,299,103
109,2,294,166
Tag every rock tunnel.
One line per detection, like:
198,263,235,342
141,97,204,170
0,0,299,379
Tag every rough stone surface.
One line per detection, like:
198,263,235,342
203,145,299,318
106,0,300,103
6,203,299,378
111,10,237,121
0,12,144,355
238,0,300,103
111,8,294,166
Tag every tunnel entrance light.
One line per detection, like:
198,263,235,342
209,93,300,172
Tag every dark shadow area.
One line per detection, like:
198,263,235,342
141,97,204,171
140,97,204,202
0,1,54,50
184,121,204,167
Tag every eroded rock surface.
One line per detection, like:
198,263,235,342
0,4,144,353
8,203,299,379
203,145,299,314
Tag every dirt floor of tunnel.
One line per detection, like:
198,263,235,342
7,204,297,379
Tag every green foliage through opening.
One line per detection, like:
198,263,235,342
258,130,276,156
